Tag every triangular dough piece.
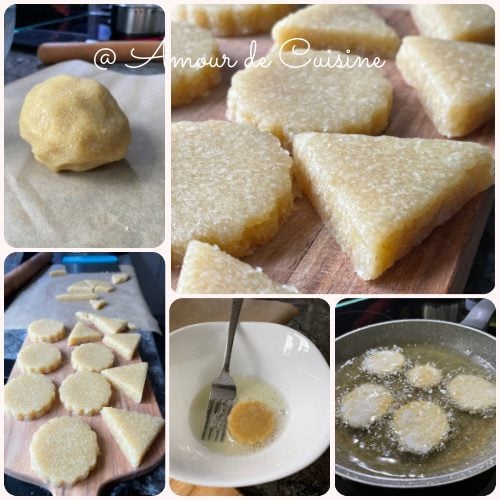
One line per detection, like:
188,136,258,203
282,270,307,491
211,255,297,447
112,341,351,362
85,280,114,293
68,321,102,346
111,273,130,285
101,407,164,468
76,312,128,335
102,333,141,361
177,240,298,293
101,362,148,403
90,299,107,310
67,281,93,293
293,132,494,280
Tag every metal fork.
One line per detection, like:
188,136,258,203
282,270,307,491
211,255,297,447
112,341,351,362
201,299,243,441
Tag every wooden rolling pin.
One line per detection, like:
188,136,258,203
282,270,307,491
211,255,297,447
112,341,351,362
37,40,164,64
4,253,53,298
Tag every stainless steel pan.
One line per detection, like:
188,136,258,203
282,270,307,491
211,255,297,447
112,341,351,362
335,300,496,488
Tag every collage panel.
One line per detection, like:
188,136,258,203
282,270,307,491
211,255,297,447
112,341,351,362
4,252,165,494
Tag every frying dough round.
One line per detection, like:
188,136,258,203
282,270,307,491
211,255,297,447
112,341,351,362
447,374,496,413
18,343,62,374
28,319,66,343
71,343,114,372
30,416,99,487
339,383,393,428
392,401,449,455
406,365,442,389
4,374,56,420
361,350,405,376
59,371,112,415
228,400,276,445
20,74,131,172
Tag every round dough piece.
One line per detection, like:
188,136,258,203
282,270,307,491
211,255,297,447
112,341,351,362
28,319,66,343
18,343,62,374
228,400,276,445
406,364,442,389
172,22,221,107
173,4,296,36
172,120,293,264
30,416,99,487
339,383,393,429
19,74,131,172
227,50,392,149
392,401,449,455
4,374,56,420
59,371,112,415
361,350,405,375
71,343,114,372
447,374,496,413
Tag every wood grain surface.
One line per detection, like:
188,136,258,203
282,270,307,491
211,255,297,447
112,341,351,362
171,7,494,294
4,327,165,496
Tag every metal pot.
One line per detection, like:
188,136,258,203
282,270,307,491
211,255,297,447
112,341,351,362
335,299,496,488
111,4,164,38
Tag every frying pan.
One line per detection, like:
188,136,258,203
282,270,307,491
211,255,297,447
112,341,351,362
335,299,496,488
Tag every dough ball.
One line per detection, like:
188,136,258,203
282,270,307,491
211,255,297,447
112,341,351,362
392,401,449,455
447,374,496,413
361,349,405,375
339,383,393,429
19,74,131,172
406,364,442,389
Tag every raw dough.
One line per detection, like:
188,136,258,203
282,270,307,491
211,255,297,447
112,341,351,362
172,120,293,264
4,374,56,420
28,319,66,343
101,407,164,468
71,343,114,372
101,362,148,403
339,384,393,429
59,371,112,415
68,280,114,293
293,133,494,280
18,343,62,374
111,273,129,285
56,292,99,301
19,74,131,172
102,333,141,361
67,321,102,346
227,50,392,149
447,374,496,413
49,268,67,277
392,401,449,455
172,22,221,107
30,416,99,487
406,365,442,389
76,311,128,335
90,299,108,310
228,400,276,445
177,240,298,293
362,350,405,375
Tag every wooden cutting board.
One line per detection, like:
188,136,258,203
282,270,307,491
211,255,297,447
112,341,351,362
171,7,494,294
4,329,165,496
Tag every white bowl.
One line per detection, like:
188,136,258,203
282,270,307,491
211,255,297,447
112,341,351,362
169,321,330,487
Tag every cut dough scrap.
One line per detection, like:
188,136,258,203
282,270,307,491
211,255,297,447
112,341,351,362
5,374,56,420
172,120,293,265
28,319,66,343
172,22,221,107
173,4,296,36
101,407,164,468
59,371,112,415
49,268,67,277
362,350,405,375
67,321,102,346
18,343,62,374
76,311,128,335
273,5,400,59
447,374,496,413
227,50,392,150
111,273,129,285
228,401,276,445
71,343,114,372
90,299,108,310
339,384,393,429
102,333,141,361
177,240,298,293
19,74,131,172
396,36,494,138
30,416,99,487
101,362,148,403
56,292,99,301
406,365,442,389
392,401,449,455
293,133,494,280
411,5,494,44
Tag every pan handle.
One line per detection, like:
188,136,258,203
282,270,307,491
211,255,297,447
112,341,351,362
460,299,495,330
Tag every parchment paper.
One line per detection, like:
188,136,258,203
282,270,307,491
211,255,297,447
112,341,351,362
4,264,161,333
5,61,165,247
